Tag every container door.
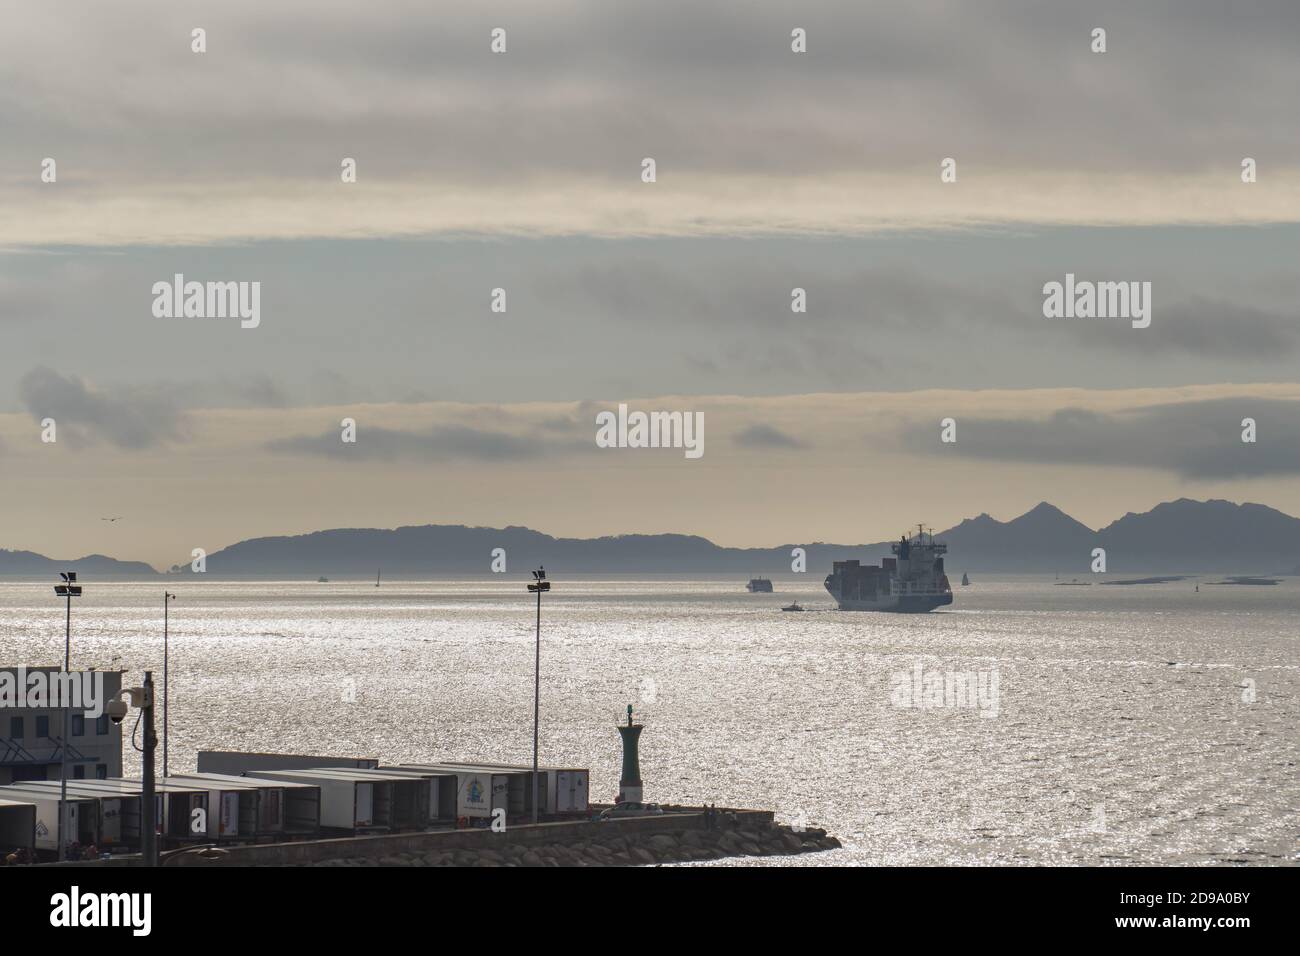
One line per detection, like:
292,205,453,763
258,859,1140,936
262,788,283,830
34,804,55,851
492,776,511,820
101,798,122,844
75,802,95,845
354,782,373,826
219,792,239,836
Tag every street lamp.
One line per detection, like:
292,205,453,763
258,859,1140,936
526,566,551,825
163,591,175,778
53,572,82,863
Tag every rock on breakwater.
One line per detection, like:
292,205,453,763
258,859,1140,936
303,821,841,867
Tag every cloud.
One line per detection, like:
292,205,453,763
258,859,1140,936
266,423,562,461
901,398,1300,479
0,279,52,324
18,366,188,449
5,1,1300,245
732,423,808,449
1054,297,1300,358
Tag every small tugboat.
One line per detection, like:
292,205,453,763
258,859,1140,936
781,602,805,612
746,577,773,593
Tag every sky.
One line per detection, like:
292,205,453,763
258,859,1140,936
2,0,1298,569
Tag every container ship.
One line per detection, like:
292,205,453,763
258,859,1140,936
824,527,953,612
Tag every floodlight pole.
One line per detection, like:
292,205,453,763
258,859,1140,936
526,568,551,825
163,592,174,778
54,573,81,862
141,672,158,867
533,578,541,825
59,583,71,861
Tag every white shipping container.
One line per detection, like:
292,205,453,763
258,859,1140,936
246,770,400,830
0,798,36,853
23,796,80,852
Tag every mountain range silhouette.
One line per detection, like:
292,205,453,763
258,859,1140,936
4,498,1298,577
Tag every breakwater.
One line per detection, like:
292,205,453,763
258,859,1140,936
161,808,841,867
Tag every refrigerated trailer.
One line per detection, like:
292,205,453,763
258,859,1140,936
168,772,321,837
0,781,143,850
334,768,461,828
381,768,457,825
197,751,378,774
160,775,258,840
247,769,398,833
0,785,98,853
419,763,546,818
0,797,37,856
364,767,459,825
398,764,516,822
469,762,590,814
43,778,211,843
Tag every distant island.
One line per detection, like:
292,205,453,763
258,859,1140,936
1,498,1298,578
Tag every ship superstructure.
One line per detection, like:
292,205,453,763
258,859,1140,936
824,526,953,612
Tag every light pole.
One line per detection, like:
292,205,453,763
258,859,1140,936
163,591,175,778
526,566,550,824
107,677,157,866
53,572,83,862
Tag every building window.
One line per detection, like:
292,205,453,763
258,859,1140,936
71,714,85,737
96,714,109,735
36,715,50,737
95,765,108,780
73,765,85,780
8,716,21,740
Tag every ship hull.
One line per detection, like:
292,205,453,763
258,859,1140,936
826,589,953,613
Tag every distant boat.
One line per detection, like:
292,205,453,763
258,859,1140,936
781,602,805,612
747,577,773,593
375,569,381,588
317,576,329,583
1055,578,1091,586
961,573,970,586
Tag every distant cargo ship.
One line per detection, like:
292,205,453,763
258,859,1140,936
824,527,953,612
746,577,773,593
